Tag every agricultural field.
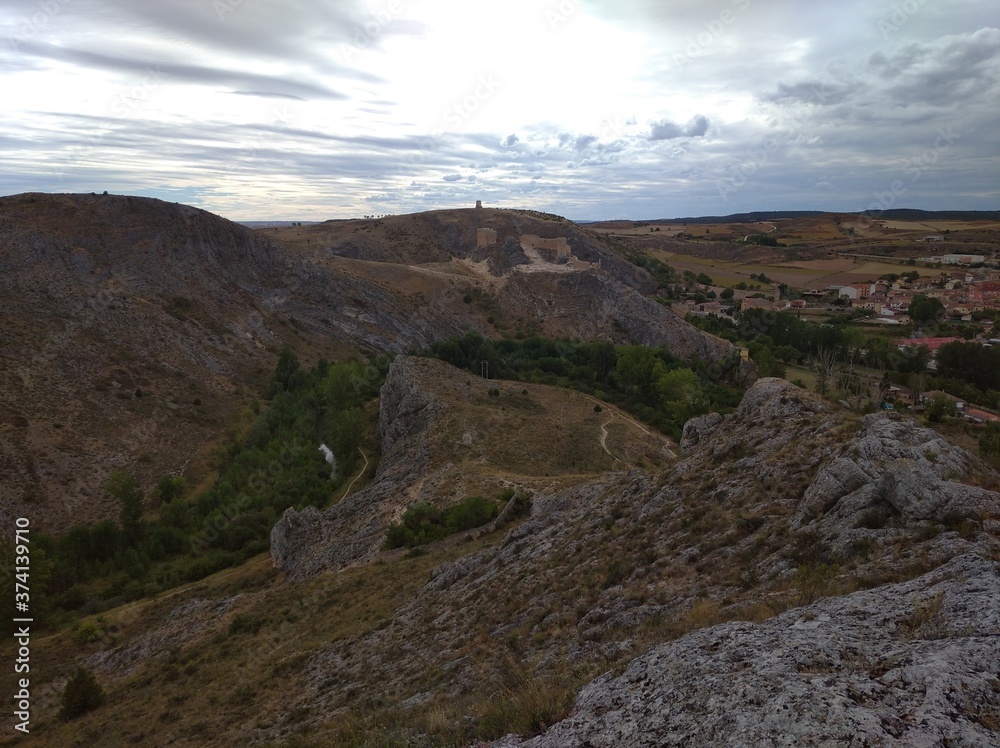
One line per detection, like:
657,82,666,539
593,213,998,292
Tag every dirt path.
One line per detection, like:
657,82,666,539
343,447,369,497
599,413,625,466
585,395,677,460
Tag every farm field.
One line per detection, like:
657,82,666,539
590,214,997,292
652,251,932,291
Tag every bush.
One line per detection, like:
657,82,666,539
74,619,104,644
60,667,105,720
384,495,501,550
228,614,263,636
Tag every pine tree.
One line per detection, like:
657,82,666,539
60,667,105,720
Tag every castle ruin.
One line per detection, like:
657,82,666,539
520,235,571,259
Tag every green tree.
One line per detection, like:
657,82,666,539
107,471,144,544
268,346,303,396
895,344,932,374
936,341,1000,392
155,475,184,504
979,423,1000,465
720,287,734,300
584,341,617,381
775,344,801,364
748,342,785,378
60,667,105,720
331,407,366,466
926,394,957,423
615,347,666,397
656,367,698,404
908,294,944,327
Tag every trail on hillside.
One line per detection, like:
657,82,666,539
586,396,677,460
599,413,625,466
344,447,369,497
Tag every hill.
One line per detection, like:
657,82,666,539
0,193,741,532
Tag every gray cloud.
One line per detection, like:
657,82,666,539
1,1,996,219
649,115,710,140
18,41,349,99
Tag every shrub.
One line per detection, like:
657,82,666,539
60,667,105,720
228,614,263,636
74,619,104,644
384,495,502,549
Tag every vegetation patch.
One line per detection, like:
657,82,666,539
15,350,389,625
384,489,527,550
425,333,743,439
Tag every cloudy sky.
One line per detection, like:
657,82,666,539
2,0,997,220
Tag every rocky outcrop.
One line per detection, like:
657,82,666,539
63,367,1000,745
680,412,724,451
500,270,751,380
793,414,1000,533
270,355,446,578
494,553,1000,747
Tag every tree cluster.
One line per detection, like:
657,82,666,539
427,333,742,439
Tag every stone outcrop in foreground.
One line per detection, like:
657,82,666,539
494,553,1000,747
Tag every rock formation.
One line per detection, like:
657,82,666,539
493,553,1000,747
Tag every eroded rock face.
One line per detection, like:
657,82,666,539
500,271,753,381
494,554,1000,748
270,356,444,579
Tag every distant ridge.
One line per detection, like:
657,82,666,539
859,208,1000,221
584,209,999,225
661,210,827,224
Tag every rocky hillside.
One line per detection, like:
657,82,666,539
0,193,737,532
494,553,1000,747
271,355,675,579
13,368,999,747
271,207,653,292
0,193,294,531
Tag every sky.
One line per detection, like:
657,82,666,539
1,0,998,220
